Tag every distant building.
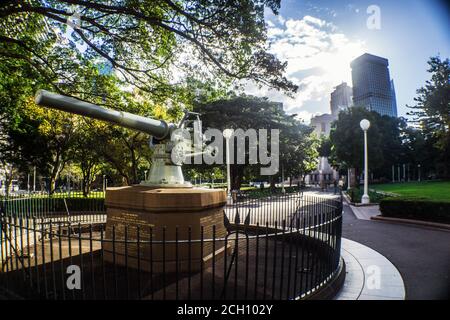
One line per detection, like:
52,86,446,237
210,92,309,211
351,53,397,117
390,79,398,117
330,82,353,117
307,113,338,187
310,113,335,137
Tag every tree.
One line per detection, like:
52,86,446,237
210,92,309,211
194,96,317,190
1,0,301,193
0,0,297,100
70,123,104,196
329,107,405,181
407,56,450,177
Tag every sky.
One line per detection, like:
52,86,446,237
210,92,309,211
244,0,450,123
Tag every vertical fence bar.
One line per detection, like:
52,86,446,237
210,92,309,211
49,221,57,299
175,226,179,300
263,222,269,300
78,223,85,300
137,226,141,299
271,221,278,299
211,225,216,300
100,224,107,300
124,225,129,300
33,217,40,295
41,219,48,299
112,225,117,299
188,226,192,300
89,224,96,300
200,225,204,300
253,222,260,300
26,217,32,288
149,226,154,300
58,222,65,300
162,226,166,300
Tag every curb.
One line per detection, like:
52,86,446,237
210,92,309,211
306,258,346,300
371,215,450,231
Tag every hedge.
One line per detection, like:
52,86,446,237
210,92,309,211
379,197,450,224
1,197,105,215
347,187,386,203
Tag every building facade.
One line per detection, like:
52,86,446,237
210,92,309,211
330,82,353,117
351,53,397,117
307,113,339,186
310,113,336,137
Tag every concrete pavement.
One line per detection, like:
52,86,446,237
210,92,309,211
342,199,450,300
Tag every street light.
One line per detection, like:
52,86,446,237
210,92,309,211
360,119,370,204
223,129,234,200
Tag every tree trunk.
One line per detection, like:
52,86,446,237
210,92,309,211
4,168,13,197
229,164,245,190
269,176,276,191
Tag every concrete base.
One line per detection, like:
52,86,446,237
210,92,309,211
103,185,227,273
361,194,370,204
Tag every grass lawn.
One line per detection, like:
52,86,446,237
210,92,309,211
371,181,450,202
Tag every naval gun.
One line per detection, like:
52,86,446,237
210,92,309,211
35,90,212,188
35,90,227,273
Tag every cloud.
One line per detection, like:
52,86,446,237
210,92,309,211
245,15,366,123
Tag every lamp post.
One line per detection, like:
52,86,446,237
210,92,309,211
223,129,234,201
418,164,421,182
360,119,370,204
33,166,36,192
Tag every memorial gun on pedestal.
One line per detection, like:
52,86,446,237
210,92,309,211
35,89,214,188
35,90,227,273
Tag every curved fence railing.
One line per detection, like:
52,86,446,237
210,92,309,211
0,192,342,300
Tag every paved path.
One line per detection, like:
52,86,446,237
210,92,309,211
342,200,450,300
349,204,380,220
335,238,405,300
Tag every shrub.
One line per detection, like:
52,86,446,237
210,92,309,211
239,186,301,199
379,197,450,224
1,197,105,215
347,187,386,203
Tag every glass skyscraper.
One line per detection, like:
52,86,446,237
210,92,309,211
350,53,398,117
330,82,353,117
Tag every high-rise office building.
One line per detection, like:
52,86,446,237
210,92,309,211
350,53,398,117
330,82,353,117
390,79,398,117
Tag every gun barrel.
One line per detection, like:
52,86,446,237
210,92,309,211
35,90,172,139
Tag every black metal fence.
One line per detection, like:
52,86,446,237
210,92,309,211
0,192,342,300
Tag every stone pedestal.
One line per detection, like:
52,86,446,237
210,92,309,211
103,186,227,273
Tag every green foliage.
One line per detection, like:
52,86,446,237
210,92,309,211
193,96,318,189
239,186,301,199
346,187,386,203
380,197,450,224
407,56,450,177
329,107,405,179
0,0,300,194
371,181,450,202
1,197,104,215
317,136,332,157
0,0,296,99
